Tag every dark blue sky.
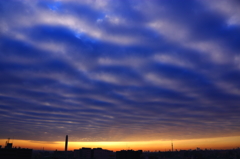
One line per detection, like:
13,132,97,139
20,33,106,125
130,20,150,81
0,0,240,142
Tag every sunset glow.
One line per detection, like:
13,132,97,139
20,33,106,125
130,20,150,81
1,136,240,151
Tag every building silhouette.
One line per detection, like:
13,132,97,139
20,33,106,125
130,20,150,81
0,138,32,159
116,150,142,159
74,147,115,159
92,148,115,159
74,148,92,159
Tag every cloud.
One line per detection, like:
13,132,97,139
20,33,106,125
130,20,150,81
0,0,240,142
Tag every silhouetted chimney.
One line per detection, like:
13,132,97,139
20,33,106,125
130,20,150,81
65,135,68,152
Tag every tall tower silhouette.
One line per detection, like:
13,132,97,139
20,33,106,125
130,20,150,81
171,141,173,152
65,135,68,152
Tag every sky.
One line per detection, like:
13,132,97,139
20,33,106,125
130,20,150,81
0,0,240,151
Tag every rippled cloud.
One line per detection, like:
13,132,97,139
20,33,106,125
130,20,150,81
0,0,240,142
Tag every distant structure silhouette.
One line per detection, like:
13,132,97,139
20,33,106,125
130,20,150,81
116,150,142,159
0,138,32,159
65,135,68,152
171,141,173,152
5,138,13,149
74,147,115,159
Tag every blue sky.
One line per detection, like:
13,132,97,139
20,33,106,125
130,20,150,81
0,0,240,143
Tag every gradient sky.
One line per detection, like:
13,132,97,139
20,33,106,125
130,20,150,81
0,0,240,151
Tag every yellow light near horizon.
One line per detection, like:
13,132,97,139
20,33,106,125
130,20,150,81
0,136,239,152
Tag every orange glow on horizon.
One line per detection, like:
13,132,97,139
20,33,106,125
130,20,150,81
0,136,239,152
